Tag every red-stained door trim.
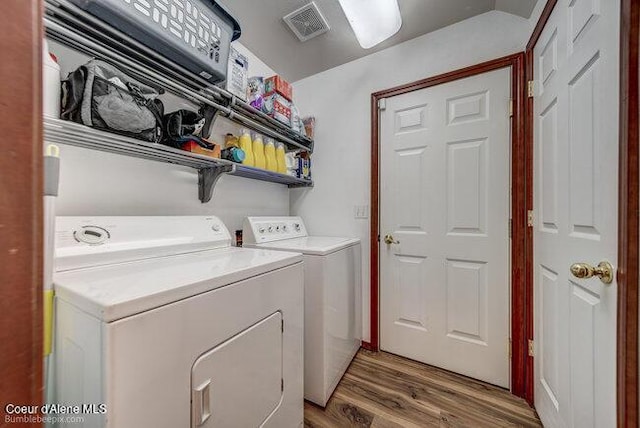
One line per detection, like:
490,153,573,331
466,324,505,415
366,52,530,400
0,0,44,425
618,0,639,426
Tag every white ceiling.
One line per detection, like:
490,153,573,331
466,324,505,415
223,0,537,82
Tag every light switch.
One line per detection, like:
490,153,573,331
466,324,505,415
354,205,369,219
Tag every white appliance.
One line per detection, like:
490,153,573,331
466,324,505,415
53,216,304,428
243,216,361,407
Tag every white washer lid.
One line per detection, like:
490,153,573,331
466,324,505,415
53,247,302,322
247,236,360,256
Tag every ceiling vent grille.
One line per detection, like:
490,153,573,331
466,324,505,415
283,2,330,42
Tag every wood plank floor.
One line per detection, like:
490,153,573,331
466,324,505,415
304,350,541,428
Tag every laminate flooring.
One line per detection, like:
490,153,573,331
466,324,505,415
303,350,541,428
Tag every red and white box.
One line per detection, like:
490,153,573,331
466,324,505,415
264,75,293,101
263,93,292,126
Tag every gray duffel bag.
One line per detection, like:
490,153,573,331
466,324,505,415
61,59,164,143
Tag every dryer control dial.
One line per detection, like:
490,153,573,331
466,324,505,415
73,226,110,245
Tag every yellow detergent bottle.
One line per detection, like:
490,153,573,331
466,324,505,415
239,129,254,166
276,142,287,174
265,138,278,172
252,132,266,169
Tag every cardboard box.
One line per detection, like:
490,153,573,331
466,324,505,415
264,75,293,101
263,93,292,126
182,140,221,158
297,156,311,180
225,47,248,100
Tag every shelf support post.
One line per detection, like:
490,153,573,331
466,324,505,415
198,164,233,203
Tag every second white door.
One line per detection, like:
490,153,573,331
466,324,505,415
379,67,512,387
532,0,619,426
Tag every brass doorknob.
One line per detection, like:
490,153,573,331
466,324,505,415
570,261,614,284
384,234,400,245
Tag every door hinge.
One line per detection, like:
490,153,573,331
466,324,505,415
281,319,284,333
281,378,284,392
378,98,386,110
509,338,512,357
509,219,512,238
509,99,514,117
527,80,535,98
528,339,535,357
527,210,534,227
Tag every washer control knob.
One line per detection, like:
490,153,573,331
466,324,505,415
268,226,274,233
211,224,221,232
258,227,265,234
294,223,301,231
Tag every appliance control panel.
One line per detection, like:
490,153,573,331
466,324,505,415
55,216,231,271
242,216,307,244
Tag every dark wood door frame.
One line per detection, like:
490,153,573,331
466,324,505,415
0,0,44,424
618,0,639,426
522,0,558,407
366,52,531,400
525,0,639,425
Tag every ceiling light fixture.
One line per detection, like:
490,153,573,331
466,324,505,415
338,0,402,49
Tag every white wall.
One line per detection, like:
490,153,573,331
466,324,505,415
48,41,288,233
291,11,535,343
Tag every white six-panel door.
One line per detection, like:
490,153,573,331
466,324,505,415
533,0,619,426
379,68,512,387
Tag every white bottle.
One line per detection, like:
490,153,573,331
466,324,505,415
285,151,298,177
43,39,61,118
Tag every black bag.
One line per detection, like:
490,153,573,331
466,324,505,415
161,109,213,150
162,109,203,143
61,59,164,143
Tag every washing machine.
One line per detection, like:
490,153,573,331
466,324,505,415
242,216,361,407
53,216,304,428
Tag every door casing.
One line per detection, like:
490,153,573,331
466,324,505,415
0,0,44,421
368,52,531,400
617,0,640,425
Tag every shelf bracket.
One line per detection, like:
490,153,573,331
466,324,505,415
198,164,234,203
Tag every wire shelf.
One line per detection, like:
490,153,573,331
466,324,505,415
43,117,230,170
231,165,313,188
43,117,313,201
